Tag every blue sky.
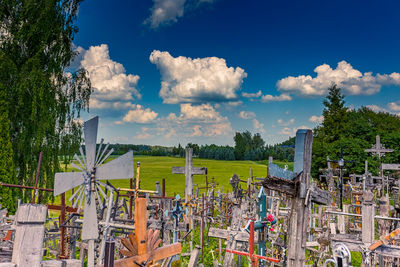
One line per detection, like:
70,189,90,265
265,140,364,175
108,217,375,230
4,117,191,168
73,0,400,146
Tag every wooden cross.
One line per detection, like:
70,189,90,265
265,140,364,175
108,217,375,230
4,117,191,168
172,148,207,201
262,129,330,267
365,135,393,159
118,161,158,219
224,220,280,267
208,205,250,267
111,197,182,267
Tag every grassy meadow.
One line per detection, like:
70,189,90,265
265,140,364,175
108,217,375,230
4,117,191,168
54,155,293,204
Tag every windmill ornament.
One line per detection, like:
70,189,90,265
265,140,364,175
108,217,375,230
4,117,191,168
54,116,133,265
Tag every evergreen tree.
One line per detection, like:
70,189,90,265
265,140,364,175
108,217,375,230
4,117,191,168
320,84,348,142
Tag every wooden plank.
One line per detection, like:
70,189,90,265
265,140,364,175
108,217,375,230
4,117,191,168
261,176,297,196
12,204,47,267
172,167,185,174
310,186,330,205
191,167,207,175
62,259,81,267
208,228,258,243
40,260,63,267
374,245,400,258
188,246,201,267
381,164,400,170
135,198,148,255
111,243,182,267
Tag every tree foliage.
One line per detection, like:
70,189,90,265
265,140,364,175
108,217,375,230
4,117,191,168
233,131,265,160
0,0,91,205
0,90,17,212
312,85,400,178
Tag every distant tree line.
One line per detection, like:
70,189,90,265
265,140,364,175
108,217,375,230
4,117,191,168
107,134,295,162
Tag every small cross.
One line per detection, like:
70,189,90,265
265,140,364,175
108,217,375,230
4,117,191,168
365,135,393,159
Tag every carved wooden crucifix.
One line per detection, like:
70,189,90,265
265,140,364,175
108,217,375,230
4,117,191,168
111,197,182,267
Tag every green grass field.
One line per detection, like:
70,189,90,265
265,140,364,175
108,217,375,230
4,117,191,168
55,155,293,204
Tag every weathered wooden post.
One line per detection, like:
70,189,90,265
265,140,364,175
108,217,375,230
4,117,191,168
12,204,47,267
362,191,375,245
286,129,313,267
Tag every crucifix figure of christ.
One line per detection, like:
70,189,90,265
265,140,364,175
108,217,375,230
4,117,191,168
53,116,134,267
111,197,182,267
262,129,330,267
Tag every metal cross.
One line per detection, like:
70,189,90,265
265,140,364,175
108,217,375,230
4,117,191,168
328,147,355,210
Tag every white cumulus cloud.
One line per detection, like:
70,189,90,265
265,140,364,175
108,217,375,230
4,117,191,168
388,101,400,111
144,0,215,28
309,115,324,123
277,118,295,126
277,60,400,96
134,127,153,140
242,90,262,98
241,90,292,103
145,0,185,28
150,50,247,104
280,125,309,136
261,93,292,102
239,111,256,120
79,44,141,110
158,103,232,137
253,119,265,134
119,105,158,124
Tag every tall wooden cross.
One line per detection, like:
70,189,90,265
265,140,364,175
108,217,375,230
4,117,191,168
262,129,330,267
53,116,134,267
172,148,207,201
365,135,393,159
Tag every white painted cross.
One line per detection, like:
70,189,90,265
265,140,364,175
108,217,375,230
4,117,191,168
53,116,133,267
172,148,207,201
365,135,393,159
